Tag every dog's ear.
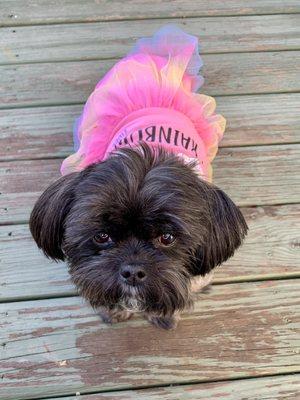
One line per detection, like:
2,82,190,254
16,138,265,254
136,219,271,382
190,181,248,276
29,172,80,261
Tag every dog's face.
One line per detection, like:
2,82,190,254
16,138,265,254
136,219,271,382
30,145,247,316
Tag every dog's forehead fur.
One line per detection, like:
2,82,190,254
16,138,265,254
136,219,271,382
69,147,202,240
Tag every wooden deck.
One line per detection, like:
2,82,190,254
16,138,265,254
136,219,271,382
0,1,300,398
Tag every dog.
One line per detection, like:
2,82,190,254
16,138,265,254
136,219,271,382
29,26,248,329
30,144,247,329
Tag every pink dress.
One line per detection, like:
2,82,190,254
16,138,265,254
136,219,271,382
61,25,225,182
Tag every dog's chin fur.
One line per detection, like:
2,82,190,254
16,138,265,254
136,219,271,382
70,242,192,316
30,144,248,329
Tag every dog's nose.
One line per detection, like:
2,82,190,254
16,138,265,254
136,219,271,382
120,264,147,285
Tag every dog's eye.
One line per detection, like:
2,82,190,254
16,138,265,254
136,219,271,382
158,233,176,246
93,232,111,244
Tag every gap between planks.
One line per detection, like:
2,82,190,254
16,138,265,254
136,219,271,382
17,373,300,400
1,14,300,65
1,90,299,111
1,275,300,305
3,49,300,68
1,51,299,109
1,12,300,28
1,0,300,26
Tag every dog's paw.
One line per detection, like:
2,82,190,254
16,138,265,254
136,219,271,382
147,314,178,330
98,308,133,324
191,272,214,293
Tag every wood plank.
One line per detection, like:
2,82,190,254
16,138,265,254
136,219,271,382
0,224,73,301
49,375,300,399
0,105,78,161
0,51,299,109
1,1,299,26
213,144,300,207
219,205,300,281
1,15,300,64
1,204,299,301
1,93,299,162
1,144,299,225
1,280,299,399
218,93,300,147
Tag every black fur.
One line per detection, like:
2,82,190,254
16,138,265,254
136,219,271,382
30,144,248,328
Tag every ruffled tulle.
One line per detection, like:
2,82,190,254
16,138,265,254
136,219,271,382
61,25,225,181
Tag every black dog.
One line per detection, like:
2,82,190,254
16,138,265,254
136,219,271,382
30,145,247,329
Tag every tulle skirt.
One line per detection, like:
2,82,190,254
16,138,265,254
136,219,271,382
61,25,225,181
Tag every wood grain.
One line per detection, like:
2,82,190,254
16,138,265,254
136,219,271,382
0,3,299,400
1,279,299,399
49,375,300,399
218,93,300,147
0,105,78,161
1,144,299,224
0,93,300,160
1,1,299,26
1,204,299,301
0,224,74,301
1,93,299,162
213,144,300,207
0,51,299,109
1,14,300,64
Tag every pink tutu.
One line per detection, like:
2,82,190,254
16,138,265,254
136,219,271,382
61,25,225,181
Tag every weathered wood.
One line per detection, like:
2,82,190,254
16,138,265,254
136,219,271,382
0,51,299,109
1,280,299,399
1,144,299,224
0,224,73,301
0,4,299,400
213,144,300,207
1,204,299,301
1,15,300,64
220,204,300,280
0,105,78,161
1,1,299,26
1,93,299,162
49,375,300,399
218,93,300,147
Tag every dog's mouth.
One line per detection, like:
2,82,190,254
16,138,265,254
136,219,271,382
119,297,145,312
119,284,145,311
